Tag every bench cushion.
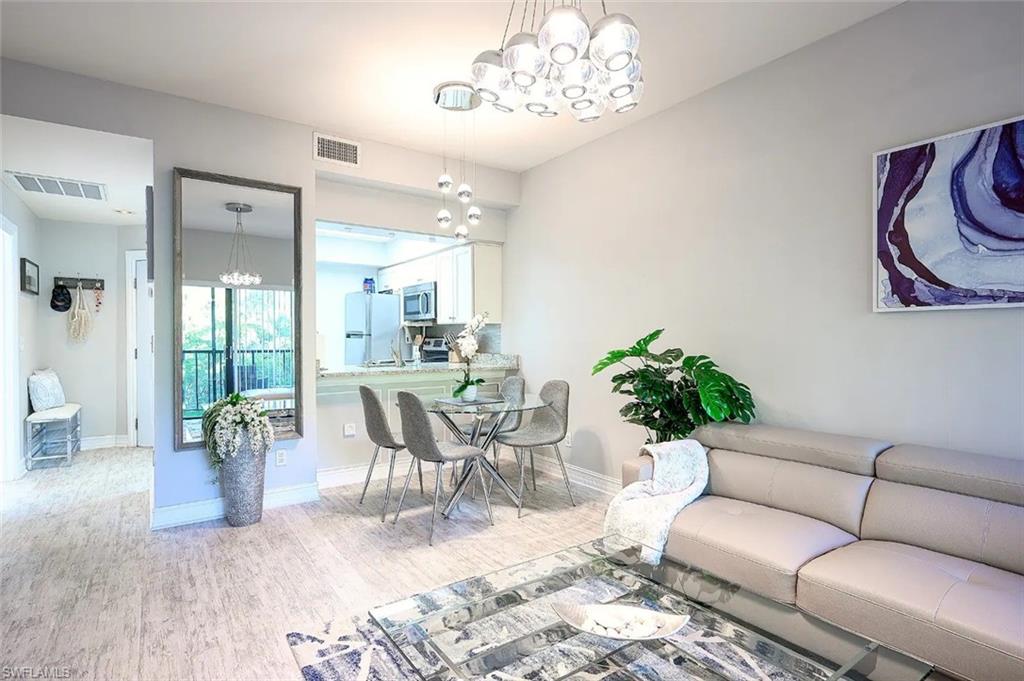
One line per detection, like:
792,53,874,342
798,540,1024,681
664,495,856,604
26,403,81,423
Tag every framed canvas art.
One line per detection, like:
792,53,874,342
873,115,1023,311
20,258,39,295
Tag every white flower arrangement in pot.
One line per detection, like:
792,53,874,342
453,312,488,401
202,393,276,526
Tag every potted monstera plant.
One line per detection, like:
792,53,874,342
593,329,756,443
202,393,276,527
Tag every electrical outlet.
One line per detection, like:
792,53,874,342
343,423,357,438
275,450,287,466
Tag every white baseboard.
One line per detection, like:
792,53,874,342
150,482,320,530
318,454,415,490
81,434,130,450
531,449,619,496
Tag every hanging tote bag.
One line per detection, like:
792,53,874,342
67,282,93,342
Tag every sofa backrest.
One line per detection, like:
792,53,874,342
862,445,1024,574
693,423,890,536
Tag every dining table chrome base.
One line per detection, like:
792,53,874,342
433,409,523,516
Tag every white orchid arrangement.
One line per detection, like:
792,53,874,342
453,312,488,398
201,393,276,468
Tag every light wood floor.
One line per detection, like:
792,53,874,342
0,447,609,680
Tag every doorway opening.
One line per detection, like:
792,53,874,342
0,115,155,511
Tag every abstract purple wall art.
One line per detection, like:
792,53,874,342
874,116,1024,311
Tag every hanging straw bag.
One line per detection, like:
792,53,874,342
68,282,93,342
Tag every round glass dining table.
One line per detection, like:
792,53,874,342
421,393,550,516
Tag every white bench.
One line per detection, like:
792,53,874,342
24,403,81,469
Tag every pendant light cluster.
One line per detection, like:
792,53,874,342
220,202,263,287
433,81,483,241
472,0,642,123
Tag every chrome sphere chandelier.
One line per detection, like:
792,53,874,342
433,81,483,241
471,0,642,123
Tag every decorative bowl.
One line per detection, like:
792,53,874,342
551,602,690,641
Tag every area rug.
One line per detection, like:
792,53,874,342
286,617,414,681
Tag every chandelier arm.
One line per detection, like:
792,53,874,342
519,0,528,32
225,213,242,274
499,0,517,50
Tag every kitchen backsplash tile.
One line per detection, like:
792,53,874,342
430,323,501,353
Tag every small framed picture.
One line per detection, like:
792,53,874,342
20,258,39,295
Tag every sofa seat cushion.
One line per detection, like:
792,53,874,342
663,495,856,604
797,540,1024,681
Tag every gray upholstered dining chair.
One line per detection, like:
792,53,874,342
495,379,576,516
393,391,492,545
358,385,422,522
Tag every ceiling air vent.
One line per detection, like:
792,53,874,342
313,132,360,168
7,171,106,201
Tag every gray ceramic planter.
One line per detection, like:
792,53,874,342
219,434,266,527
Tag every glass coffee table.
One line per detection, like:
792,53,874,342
369,536,933,681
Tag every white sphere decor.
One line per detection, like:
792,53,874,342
554,58,597,100
456,183,473,204
570,94,607,123
467,205,482,225
437,174,453,193
612,78,644,113
454,224,470,240
601,57,642,99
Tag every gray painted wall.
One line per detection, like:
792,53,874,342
504,1,1024,477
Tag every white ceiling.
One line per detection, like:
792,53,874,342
182,178,295,239
0,115,153,225
0,1,896,172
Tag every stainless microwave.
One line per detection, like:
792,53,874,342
402,281,436,322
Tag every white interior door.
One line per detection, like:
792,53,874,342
0,221,24,481
134,259,155,447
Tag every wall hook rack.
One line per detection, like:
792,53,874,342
54,276,104,291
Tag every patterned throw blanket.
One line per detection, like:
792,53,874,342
604,439,709,564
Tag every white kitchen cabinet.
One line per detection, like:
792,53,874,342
378,255,437,292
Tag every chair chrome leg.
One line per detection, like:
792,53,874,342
381,449,397,523
475,457,494,526
417,460,424,495
392,458,416,525
359,445,380,504
430,462,442,546
530,449,537,490
516,448,526,519
553,444,576,506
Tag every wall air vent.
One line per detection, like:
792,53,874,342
313,132,360,168
7,171,106,201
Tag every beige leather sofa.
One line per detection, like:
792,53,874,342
621,423,1023,681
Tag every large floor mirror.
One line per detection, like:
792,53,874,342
173,168,302,449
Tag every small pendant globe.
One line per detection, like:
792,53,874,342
502,32,546,88
436,208,453,229
524,77,559,114
467,205,482,225
570,94,607,123
589,13,640,72
454,224,470,240
471,50,513,103
456,183,473,204
612,78,644,113
437,173,453,193
538,6,591,66
553,58,597,100
601,57,642,99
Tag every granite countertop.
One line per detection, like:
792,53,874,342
318,353,518,379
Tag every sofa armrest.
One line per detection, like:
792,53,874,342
622,454,654,487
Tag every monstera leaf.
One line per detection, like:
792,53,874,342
594,330,756,444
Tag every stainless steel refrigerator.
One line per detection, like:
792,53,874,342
344,292,401,366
